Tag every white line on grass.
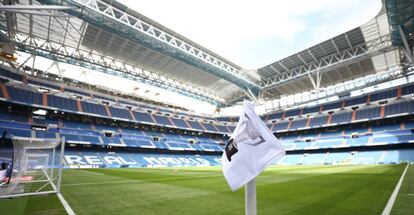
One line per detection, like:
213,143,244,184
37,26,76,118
408,193,414,196
57,193,76,215
381,164,409,215
63,174,223,187
78,170,105,175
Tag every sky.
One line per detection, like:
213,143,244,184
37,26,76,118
118,0,382,69
19,0,384,115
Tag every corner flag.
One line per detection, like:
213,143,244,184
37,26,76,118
222,101,285,191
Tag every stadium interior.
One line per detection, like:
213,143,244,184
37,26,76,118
0,0,414,214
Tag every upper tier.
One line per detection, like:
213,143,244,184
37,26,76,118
2,65,414,134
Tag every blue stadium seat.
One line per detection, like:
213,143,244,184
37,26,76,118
152,141,168,149
201,123,219,132
153,115,173,126
187,120,204,130
260,115,268,121
289,119,307,130
95,125,118,132
295,141,312,149
320,129,342,138
385,101,414,116
120,128,145,136
278,154,303,165
402,84,414,95
133,111,155,124
309,116,327,128
0,67,22,80
163,133,182,140
300,132,318,139
0,127,31,137
273,121,289,132
63,121,92,130
371,89,397,102
81,101,108,116
170,118,189,128
61,133,101,145
345,96,367,107
109,107,132,120
371,124,401,132
64,88,90,97
28,80,60,90
94,94,115,102
355,107,381,120
346,135,370,146
32,117,59,126
7,86,42,105
47,95,78,112
214,124,229,133
322,101,342,111
331,111,352,124
314,138,343,148
381,151,398,164
227,126,236,132
200,144,223,152
266,123,273,129
215,116,234,122
344,127,368,135
0,120,31,130
351,151,383,164
325,152,350,164
121,134,148,141
102,137,122,145
302,105,321,114
188,144,203,151
285,109,301,117
372,133,414,144
166,142,194,150
35,131,56,138
302,153,326,165
0,111,28,123
267,112,283,120
122,139,140,147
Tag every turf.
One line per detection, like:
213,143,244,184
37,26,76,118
392,165,414,215
0,164,407,215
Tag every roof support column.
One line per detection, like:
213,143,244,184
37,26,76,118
398,26,413,64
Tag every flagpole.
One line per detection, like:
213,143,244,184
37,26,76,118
245,177,257,215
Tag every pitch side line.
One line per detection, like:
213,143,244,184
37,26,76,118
381,163,410,215
78,170,105,175
57,193,76,215
63,174,223,186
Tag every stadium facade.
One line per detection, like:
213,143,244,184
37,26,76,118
0,0,414,168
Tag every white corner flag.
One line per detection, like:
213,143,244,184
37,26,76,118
222,100,285,191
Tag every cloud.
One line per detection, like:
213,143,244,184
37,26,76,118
119,0,382,68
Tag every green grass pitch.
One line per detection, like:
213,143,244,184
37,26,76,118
0,164,412,215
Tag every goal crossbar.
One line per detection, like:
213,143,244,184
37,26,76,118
0,134,65,199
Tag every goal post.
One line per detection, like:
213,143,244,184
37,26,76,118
0,132,65,199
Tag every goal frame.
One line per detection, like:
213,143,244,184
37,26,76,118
0,134,65,199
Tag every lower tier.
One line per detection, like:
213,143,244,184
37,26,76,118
61,149,414,168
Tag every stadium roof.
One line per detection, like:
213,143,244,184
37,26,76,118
258,6,399,99
0,0,413,110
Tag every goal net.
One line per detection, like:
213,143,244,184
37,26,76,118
0,134,65,198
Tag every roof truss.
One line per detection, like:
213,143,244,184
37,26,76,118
260,34,395,90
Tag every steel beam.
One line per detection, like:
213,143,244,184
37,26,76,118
264,66,404,111
10,33,225,106
261,34,395,90
398,26,413,64
3,0,17,40
37,0,260,94
0,5,76,10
